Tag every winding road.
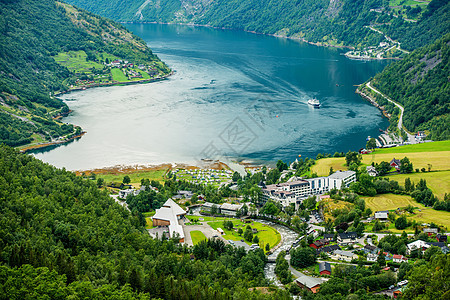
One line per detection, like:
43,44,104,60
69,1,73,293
366,81,416,144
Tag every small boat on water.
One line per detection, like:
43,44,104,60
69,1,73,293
308,98,321,108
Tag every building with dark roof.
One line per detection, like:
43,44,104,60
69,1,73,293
390,158,401,169
428,242,449,254
319,262,331,276
337,232,358,245
364,244,379,254
436,234,447,243
317,244,341,254
323,233,334,241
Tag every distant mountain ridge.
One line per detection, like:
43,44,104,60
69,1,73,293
66,0,450,51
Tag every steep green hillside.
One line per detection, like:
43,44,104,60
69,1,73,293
0,0,170,148
369,34,449,140
380,0,450,51
67,0,448,51
0,145,290,299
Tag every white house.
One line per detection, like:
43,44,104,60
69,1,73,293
406,240,430,255
332,250,358,262
374,211,389,221
337,232,358,245
367,253,378,262
327,171,357,189
366,166,378,177
393,255,408,263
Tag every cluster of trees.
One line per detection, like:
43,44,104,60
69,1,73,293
379,232,409,256
274,251,292,284
290,247,316,269
410,178,450,211
0,0,169,147
402,253,450,299
0,145,292,299
345,151,362,169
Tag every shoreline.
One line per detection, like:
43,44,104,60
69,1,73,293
54,70,174,97
356,87,392,119
344,53,402,61
123,21,409,61
122,21,357,51
19,131,87,153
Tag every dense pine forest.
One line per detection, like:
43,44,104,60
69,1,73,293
0,0,170,148
371,34,449,140
0,145,291,299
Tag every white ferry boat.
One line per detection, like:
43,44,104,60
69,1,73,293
308,98,321,108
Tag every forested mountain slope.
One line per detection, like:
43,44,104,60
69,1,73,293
370,34,449,140
0,0,169,148
380,0,450,51
67,0,449,51
0,145,290,299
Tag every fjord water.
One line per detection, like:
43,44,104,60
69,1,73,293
34,24,389,170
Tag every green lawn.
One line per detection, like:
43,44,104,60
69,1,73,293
389,0,429,6
145,218,154,229
111,68,128,82
185,216,282,249
54,50,103,73
142,211,156,217
208,219,281,250
373,141,450,154
97,169,167,187
190,230,207,245
137,69,151,79
143,211,155,229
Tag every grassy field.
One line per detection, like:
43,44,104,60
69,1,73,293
384,171,450,200
365,194,419,211
374,141,449,154
89,168,168,187
111,68,128,82
205,218,281,249
312,141,450,176
143,211,156,229
389,0,430,7
54,50,103,73
190,231,207,245
364,193,450,229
